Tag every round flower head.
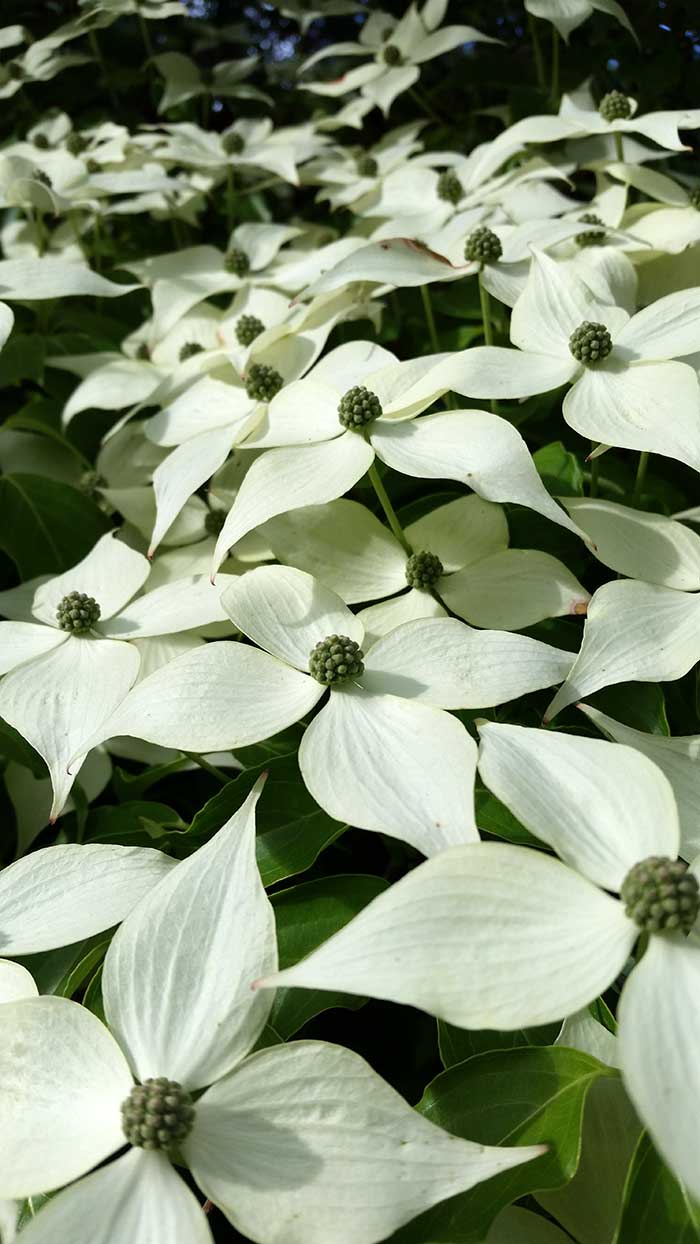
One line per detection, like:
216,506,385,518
337,384,383,430
465,226,502,264
56,591,101,633
33,132,50,150
569,320,612,364
179,341,204,363
405,550,444,590
121,1078,195,1151
620,856,700,933
33,169,52,188
66,132,88,155
136,342,150,360
437,170,463,205
575,213,606,248
599,89,632,122
357,154,378,177
235,314,265,347
222,131,244,155
383,43,403,65
245,362,284,402
87,158,101,174
224,248,250,278
308,634,365,685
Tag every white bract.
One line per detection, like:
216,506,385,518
264,493,589,641
71,565,574,856
0,783,543,1243
261,722,700,1197
0,532,234,816
0,843,173,1003
300,2,496,115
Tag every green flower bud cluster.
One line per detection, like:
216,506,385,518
245,362,284,402
620,855,699,933
599,90,631,123
357,154,379,178
121,1078,195,1150
575,212,606,248
222,131,244,156
337,385,383,429
33,169,52,188
66,132,88,156
464,226,502,264
235,314,265,347
383,44,403,65
309,634,364,685
569,320,612,365
224,247,250,278
689,187,700,211
87,158,101,174
405,550,444,590
205,508,225,535
136,342,150,360
437,170,463,206
179,341,205,362
56,591,101,633
33,133,50,150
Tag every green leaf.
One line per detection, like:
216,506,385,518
56,939,110,999
438,1020,561,1068
389,1046,615,1244
260,874,389,1044
111,757,189,801
233,724,305,769
613,1133,700,1244
475,783,541,847
86,801,187,844
0,473,111,577
0,719,46,777
534,441,584,498
0,333,46,386
187,753,346,886
585,683,670,737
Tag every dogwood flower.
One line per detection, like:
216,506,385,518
300,2,495,115
208,338,588,577
0,842,174,1004
260,722,700,1198
264,494,589,642
0,782,543,1243
0,532,235,816
74,565,574,856
442,249,700,471
524,0,636,43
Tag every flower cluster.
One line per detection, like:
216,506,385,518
0,0,699,1241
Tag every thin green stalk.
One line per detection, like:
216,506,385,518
478,272,498,414
137,11,154,60
92,212,102,272
614,131,624,163
226,164,236,231
549,25,560,110
409,85,442,127
367,458,412,554
589,446,599,498
241,175,284,195
32,207,47,257
632,450,649,507
528,14,545,92
420,284,440,354
182,752,230,785
89,30,120,117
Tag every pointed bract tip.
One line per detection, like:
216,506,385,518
147,547,155,560
251,973,275,992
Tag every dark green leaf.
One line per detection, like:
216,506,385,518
614,1133,700,1243
475,783,541,847
0,474,111,577
438,1020,561,1068
260,874,389,1043
534,441,584,498
390,1045,614,1244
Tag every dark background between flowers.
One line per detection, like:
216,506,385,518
1,1,699,1240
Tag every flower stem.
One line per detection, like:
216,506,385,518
528,15,545,92
420,284,440,354
478,272,498,414
89,30,120,117
631,450,649,507
614,131,624,162
367,458,412,554
409,85,442,127
226,164,236,231
182,752,230,784
137,11,154,60
549,26,560,110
